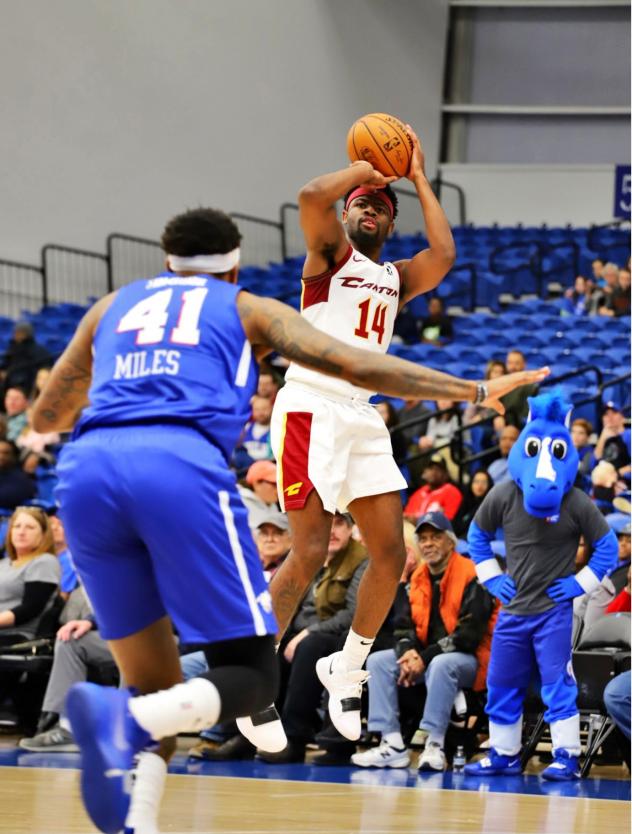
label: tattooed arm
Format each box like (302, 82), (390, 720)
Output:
(237, 292), (549, 413)
(31, 294), (116, 432)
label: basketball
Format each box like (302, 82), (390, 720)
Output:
(346, 113), (413, 178)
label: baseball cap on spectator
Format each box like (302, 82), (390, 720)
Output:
(619, 522), (631, 536)
(256, 511), (289, 532)
(334, 511), (354, 525)
(426, 454), (448, 469)
(602, 400), (622, 414)
(246, 460), (277, 486)
(415, 511), (457, 547)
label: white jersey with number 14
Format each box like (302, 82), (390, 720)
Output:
(284, 245), (401, 400)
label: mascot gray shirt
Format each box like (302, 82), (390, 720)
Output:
(473, 482), (610, 615)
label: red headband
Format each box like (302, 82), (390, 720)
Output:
(345, 187), (394, 219)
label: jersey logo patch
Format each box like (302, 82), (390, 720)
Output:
(285, 481), (303, 497)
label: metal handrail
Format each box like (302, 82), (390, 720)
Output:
(41, 243), (108, 306)
(587, 219), (631, 255)
(106, 233), (163, 292)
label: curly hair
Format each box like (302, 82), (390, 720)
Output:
(161, 208), (242, 257)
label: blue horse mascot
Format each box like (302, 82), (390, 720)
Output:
(465, 391), (618, 780)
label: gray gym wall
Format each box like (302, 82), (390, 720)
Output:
(0, 0), (449, 264)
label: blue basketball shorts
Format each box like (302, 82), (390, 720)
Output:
(55, 424), (277, 643)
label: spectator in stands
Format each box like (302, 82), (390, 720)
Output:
(487, 426), (520, 486)
(257, 511), (291, 581)
(19, 585), (114, 752)
(463, 360), (506, 426)
(49, 513), (78, 598)
(578, 521), (632, 628)
(590, 461), (619, 513)
(257, 369), (281, 404)
(30, 367), (52, 402)
(593, 401), (631, 486)
(0, 440), (36, 509)
(16, 408), (60, 474)
(232, 395), (274, 474)
(596, 262), (620, 316)
(0, 322), (52, 397)
(419, 297), (453, 345)
(0, 507), (58, 640)
(404, 456), (463, 522)
(376, 400), (409, 462)
(605, 570), (631, 612)
(5, 387), (30, 443)
(571, 418), (595, 491)
(562, 276), (590, 316)
(604, 671), (631, 740)
(396, 399), (432, 449)
(351, 512), (495, 772)
(591, 258), (605, 285)
(453, 470), (493, 539)
(417, 400), (461, 480)
(258, 512), (368, 764)
(237, 459), (280, 531)
(500, 351), (538, 428)
(606, 266), (631, 317)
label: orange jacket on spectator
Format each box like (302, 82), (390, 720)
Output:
(409, 550), (497, 691)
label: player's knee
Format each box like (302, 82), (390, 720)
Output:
(369, 545), (406, 580)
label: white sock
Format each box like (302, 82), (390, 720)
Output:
(383, 731), (405, 750)
(550, 714), (581, 757)
(428, 732), (445, 749)
(125, 751), (166, 834)
(489, 718), (522, 757)
(341, 628), (374, 670)
(129, 678), (221, 739)
(59, 716), (71, 733)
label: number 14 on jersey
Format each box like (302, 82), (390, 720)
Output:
(354, 297), (387, 345)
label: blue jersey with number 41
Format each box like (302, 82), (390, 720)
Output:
(75, 274), (258, 462)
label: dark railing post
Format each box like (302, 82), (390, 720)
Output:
(106, 234), (115, 293)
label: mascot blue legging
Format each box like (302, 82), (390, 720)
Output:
(486, 602), (578, 729)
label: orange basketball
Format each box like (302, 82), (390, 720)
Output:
(346, 113), (413, 178)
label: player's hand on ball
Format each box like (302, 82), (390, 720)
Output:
(350, 160), (398, 189)
(404, 124), (425, 181)
(481, 367), (551, 415)
(546, 576), (584, 602)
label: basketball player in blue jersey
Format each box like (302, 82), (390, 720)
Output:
(33, 207), (547, 834)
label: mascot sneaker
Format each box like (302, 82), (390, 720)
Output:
(66, 683), (152, 834)
(464, 748), (522, 776)
(541, 749), (580, 781)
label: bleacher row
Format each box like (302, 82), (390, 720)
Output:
(2, 226), (629, 432)
(237, 223), (631, 314)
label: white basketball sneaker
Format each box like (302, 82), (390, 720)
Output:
(351, 739), (410, 769)
(236, 705), (287, 753)
(315, 651), (369, 741)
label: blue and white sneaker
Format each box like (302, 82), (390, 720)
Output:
(463, 747), (522, 776)
(541, 749), (580, 781)
(66, 683), (153, 834)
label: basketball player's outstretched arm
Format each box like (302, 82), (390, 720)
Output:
(395, 126), (456, 306)
(238, 292), (549, 413)
(298, 160), (395, 275)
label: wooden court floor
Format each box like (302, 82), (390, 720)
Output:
(0, 766), (629, 834)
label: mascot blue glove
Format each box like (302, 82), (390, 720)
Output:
(546, 576), (584, 602)
(484, 575), (518, 604)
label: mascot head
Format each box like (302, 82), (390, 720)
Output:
(508, 391), (579, 519)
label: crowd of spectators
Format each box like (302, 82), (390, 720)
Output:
(562, 260), (631, 318)
(0, 280), (629, 778)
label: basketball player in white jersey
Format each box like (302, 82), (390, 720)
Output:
(246, 127), (467, 747)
